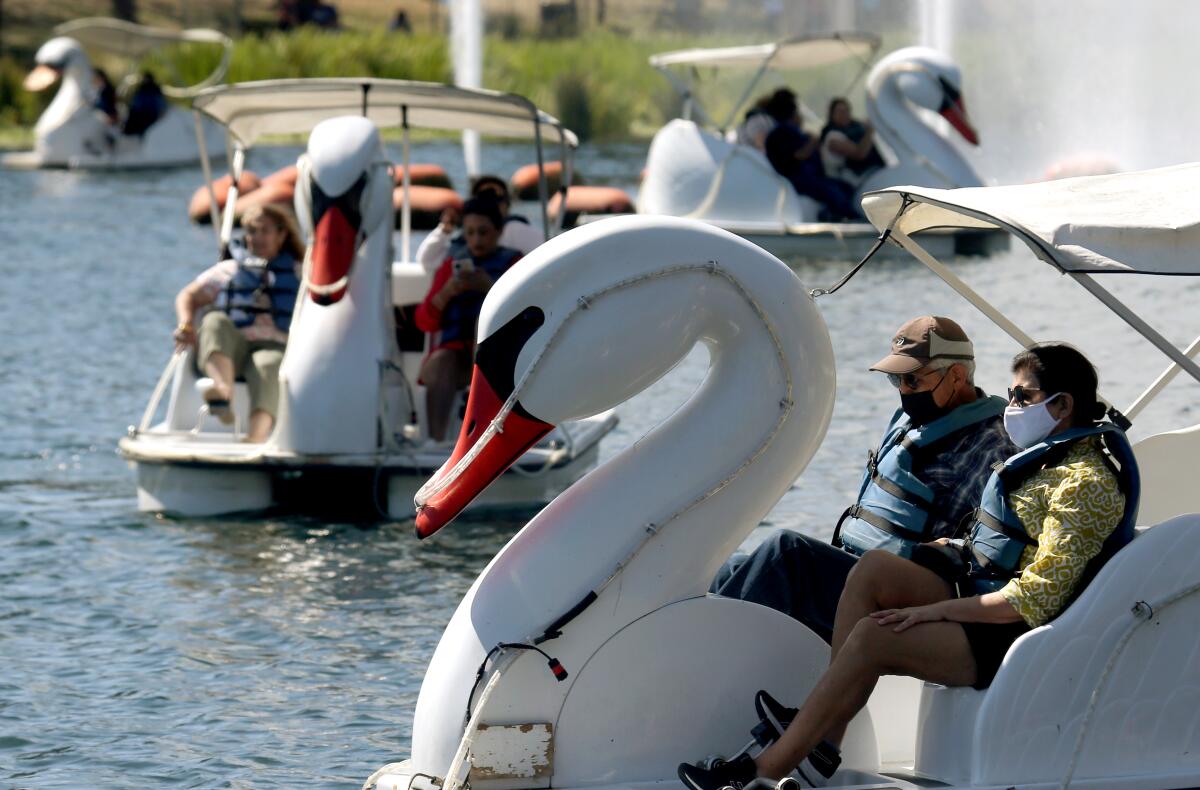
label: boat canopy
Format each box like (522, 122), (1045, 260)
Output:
(192, 78), (578, 150)
(53, 17), (232, 98)
(650, 32), (880, 72)
(861, 163), (1200, 275)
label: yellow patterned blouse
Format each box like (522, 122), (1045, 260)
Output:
(999, 437), (1125, 627)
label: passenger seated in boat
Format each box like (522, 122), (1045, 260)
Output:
(762, 90), (860, 221)
(415, 175), (542, 273)
(415, 198), (522, 442)
(681, 344), (1134, 789)
(819, 97), (885, 188)
(122, 72), (167, 137)
(712, 316), (1015, 643)
(734, 93), (776, 152)
(92, 68), (118, 126)
(172, 205), (305, 443)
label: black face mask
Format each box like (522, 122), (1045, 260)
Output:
(899, 370), (952, 425)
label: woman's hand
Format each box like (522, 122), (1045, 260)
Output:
(458, 269), (494, 292)
(173, 322), (196, 351)
(439, 206), (461, 233)
(871, 601), (950, 633)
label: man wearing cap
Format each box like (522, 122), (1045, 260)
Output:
(710, 316), (1016, 645)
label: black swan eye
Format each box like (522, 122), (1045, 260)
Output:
(474, 306), (546, 418)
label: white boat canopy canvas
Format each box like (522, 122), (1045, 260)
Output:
(650, 32), (880, 71)
(193, 78), (578, 149)
(53, 17), (232, 98)
(861, 163), (1200, 274)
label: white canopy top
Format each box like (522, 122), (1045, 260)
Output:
(53, 17), (232, 98)
(192, 78), (578, 149)
(650, 32), (880, 72)
(861, 163), (1200, 275)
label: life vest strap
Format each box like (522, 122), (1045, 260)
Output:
(972, 506), (1039, 547)
(834, 503), (929, 547)
(869, 468), (936, 513)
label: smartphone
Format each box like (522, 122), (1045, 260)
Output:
(452, 258), (474, 276)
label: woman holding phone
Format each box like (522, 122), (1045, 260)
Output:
(415, 197), (522, 442)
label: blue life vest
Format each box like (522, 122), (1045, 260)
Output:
(217, 252), (300, 334)
(835, 395), (1008, 559)
(964, 423), (1139, 595)
(438, 246), (521, 345)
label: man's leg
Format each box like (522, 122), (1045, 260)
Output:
(710, 530), (857, 643)
(198, 312), (249, 423)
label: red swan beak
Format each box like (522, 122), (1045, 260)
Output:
(940, 95), (979, 146)
(414, 364), (553, 539)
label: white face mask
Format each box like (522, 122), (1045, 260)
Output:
(1003, 393), (1064, 448)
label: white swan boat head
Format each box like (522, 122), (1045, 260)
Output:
(4, 17), (232, 170)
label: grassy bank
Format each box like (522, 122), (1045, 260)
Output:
(0, 27), (780, 145)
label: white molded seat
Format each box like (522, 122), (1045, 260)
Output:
(1133, 423), (1200, 526)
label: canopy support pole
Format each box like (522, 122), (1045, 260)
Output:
(219, 144), (246, 253)
(193, 110), (221, 238)
(1069, 272), (1200, 389)
(534, 117), (549, 241)
(892, 230), (1038, 347)
(558, 133), (572, 233)
(401, 105), (412, 263)
(1125, 333), (1200, 422)
(720, 55), (774, 133)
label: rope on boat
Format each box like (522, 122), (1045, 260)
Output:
(809, 195), (910, 300)
(1059, 580), (1200, 789)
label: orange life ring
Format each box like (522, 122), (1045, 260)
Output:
(549, 186), (634, 227)
(187, 171), (262, 224)
(510, 161), (583, 200)
(392, 163), (454, 189)
(233, 165), (298, 219)
(393, 185), (464, 230)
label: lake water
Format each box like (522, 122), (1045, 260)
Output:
(2, 141), (1197, 788)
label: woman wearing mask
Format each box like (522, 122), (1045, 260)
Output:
(679, 343), (1138, 789)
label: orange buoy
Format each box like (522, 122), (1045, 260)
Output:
(392, 163), (454, 190)
(393, 185), (464, 230)
(233, 165), (298, 219)
(548, 186), (634, 228)
(188, 171), (262, 224)
(510, 161), (583, 200)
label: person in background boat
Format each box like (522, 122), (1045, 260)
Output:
(415, 198), (522, 442)
(172, 205), (305, 443)
(415, 174), (542, 274)
(92, 68), (118, 126)
(763, 89), (860, 221)
(734, 93), (776, 151)
(819, 97), (886, 189)
(711, 316), (1016, 641)
(680, 344), (1129, 789)
(122, 72), (167, 137)
(390, 8), (412, 32)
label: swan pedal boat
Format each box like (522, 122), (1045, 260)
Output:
(1, 17), (230, 170)
(364, 165), (1200, 790)
(118, 79), (615, 519)
(636, 34), (1008, 260)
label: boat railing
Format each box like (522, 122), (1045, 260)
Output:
(137, 351), (185, 433)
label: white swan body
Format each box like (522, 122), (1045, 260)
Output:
(639, 47), (984, 231)
(402, 216), (839, 785)
(4, 35), (223, 170)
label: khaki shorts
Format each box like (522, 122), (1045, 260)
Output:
(198, 311), (286, 418)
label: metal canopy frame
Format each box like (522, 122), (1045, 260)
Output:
(881, 214), (1200, 426)
(191, 79), (575, 258)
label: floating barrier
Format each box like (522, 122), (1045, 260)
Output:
(393, 185), (464, 230)
(549, 186), (634, 227)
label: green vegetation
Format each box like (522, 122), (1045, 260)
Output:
(0, 26), (868, 145)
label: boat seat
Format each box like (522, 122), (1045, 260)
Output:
(1132, 422), (1200, 526)
(912, 516), (1200, 786)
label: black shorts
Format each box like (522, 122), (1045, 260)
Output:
(960, 620), (1031, 689)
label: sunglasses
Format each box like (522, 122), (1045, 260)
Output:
(1007, 386), (1047, 407)
(243, 225), (282, 236)
(886, 368), (946, 390)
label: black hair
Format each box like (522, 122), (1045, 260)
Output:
(820, 97), (850, 140)
(1011, 343), (1106, 426)
(470, 175), (510, 201)
(764, 88), (798, 123)
(461, 196), (504, 231)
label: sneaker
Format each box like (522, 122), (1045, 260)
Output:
(752, 691), (840, 788)
(753, 690), (798, 743)
(678, 752), (756, 790)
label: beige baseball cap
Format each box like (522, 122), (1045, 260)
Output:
(870, 316), (974, 374)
